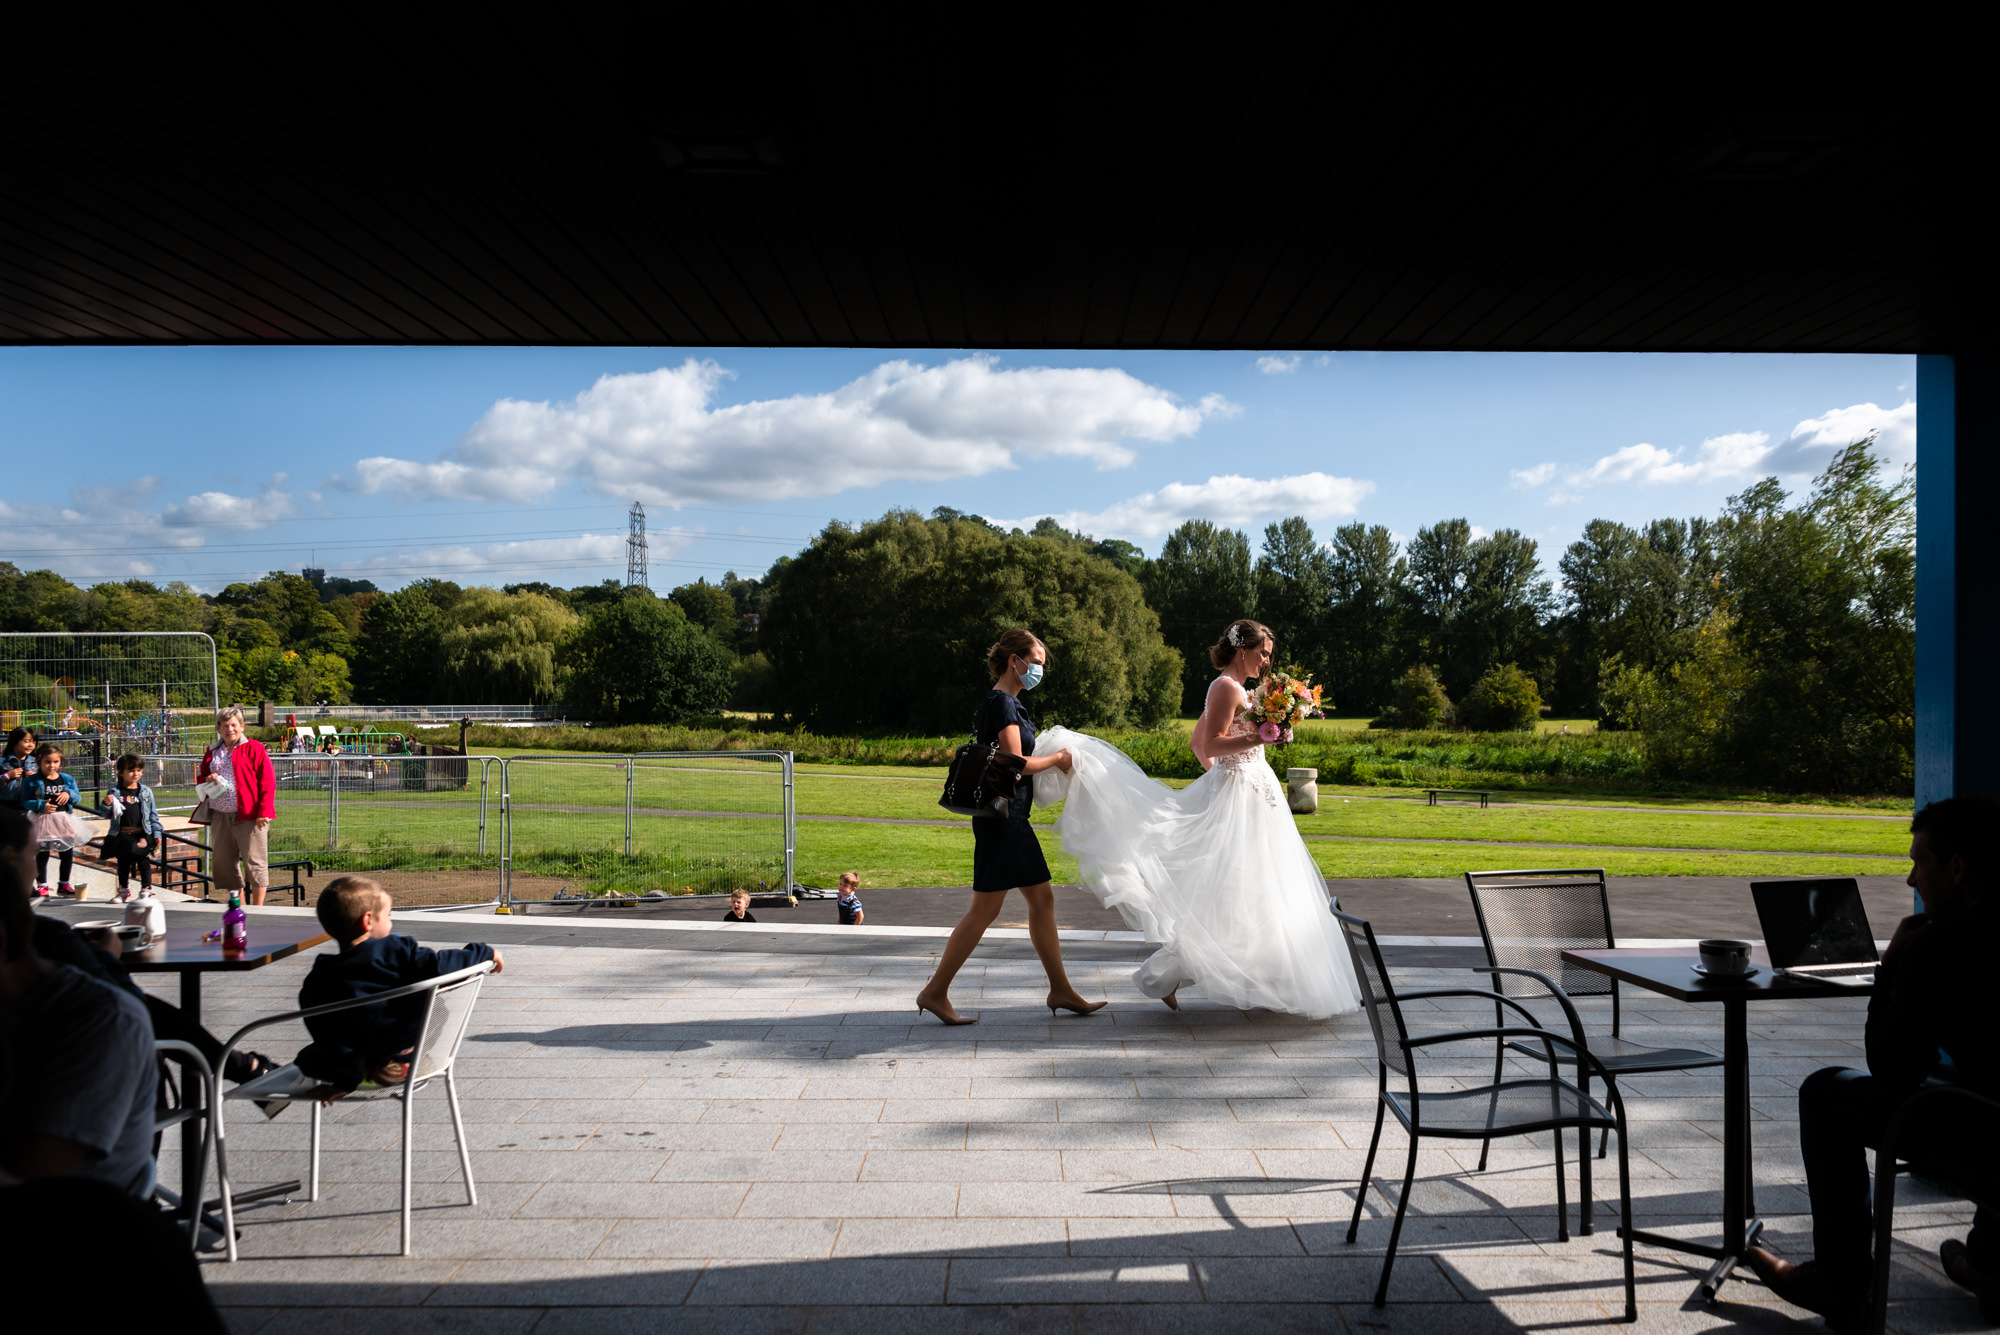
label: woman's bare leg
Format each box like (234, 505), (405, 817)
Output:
(916, 891), (1009, 1023)
(1018, 882), (1105, 1014)
(246, 884), (266, 907)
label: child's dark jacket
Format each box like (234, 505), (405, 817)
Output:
(295, 935), (493, 1090)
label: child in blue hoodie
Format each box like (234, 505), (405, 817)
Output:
(295, 876), (504, 1093)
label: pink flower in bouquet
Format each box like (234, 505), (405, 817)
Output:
(1258, 721), (1282, 743)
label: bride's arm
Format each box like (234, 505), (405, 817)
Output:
(1196, 678), (1263, 759)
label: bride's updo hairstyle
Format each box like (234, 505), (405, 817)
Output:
(987, 628), (1044, 680)
(1209, 619), (1272, 669)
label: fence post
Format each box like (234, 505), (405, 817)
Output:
(783, 751), (795, 894)
(624, 755), (635, 859)
(329, 757), (340, 848)
(478, 759), (489, 857)
(498, 757), (512, 911)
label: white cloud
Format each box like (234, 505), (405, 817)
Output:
(1540, 431), (1776, 501)
(1469, 525), (1490, 541)
(1256, 354), (1301, 375)
(346, 532), (644, 579)
(1780, 400), (1915, 466)
(1510, 462), (1557, 488)
(1011, 472), (1374, 539)
(161, 476), (297, 529)
(0, 480), (204, 580)
(337, 357), (1237, 505)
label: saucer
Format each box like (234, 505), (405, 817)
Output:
(1691, 963), (1759, 979)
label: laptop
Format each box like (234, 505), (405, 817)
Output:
(1749, 878), (1880, 985)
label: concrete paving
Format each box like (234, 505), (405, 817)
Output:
(511, 875), (1918, 941)
(115, 910), (1978, 1333)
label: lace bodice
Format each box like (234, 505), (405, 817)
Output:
(1212, 713), (1265, 771)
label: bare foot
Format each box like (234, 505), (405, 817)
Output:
(915, 991), (978, 1025)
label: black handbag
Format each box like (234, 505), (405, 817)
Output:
(938, 739), (1026, 818)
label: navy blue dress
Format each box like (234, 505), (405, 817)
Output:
(971, 689), (1052, 893)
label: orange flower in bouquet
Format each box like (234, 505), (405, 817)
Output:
(1240, 665), (1327, 743)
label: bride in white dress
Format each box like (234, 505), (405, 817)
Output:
(1034, 618), (1361, 1019)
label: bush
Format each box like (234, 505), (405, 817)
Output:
(1373, 664), (1452, 729)
(1457, 662), (1543, 732)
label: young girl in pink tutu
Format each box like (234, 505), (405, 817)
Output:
(25, 743), (88, 898)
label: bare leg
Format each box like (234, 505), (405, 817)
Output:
(917, 891), (1009, 1023)
(246, 885), (267, 907)
(1018, 882), (1105, 1015)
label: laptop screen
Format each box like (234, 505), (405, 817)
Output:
(1750, 879), (1879, 968)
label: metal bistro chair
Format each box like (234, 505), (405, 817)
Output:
(152, 1038), (218, 1254)
(1334, 907), (1637, 1320)
(1465, 868), (1727, 1232)
(1870, 1083), (2000, 1334)
(211, 960), (496, 1260)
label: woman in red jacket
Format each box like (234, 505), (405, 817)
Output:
(197, 705), (276, 906)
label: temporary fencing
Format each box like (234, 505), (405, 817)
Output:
(265, 704), (560, 723)
(122, 750), (794, 907)
(0, 631), (218, 753)
(501, 752), (796, 905)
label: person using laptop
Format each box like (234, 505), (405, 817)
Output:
(1749, 794), (2000, 1329)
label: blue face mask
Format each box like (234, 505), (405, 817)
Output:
(1017, 660), (1045, 691)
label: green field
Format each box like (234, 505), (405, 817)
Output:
(163, 747), (1912, 894)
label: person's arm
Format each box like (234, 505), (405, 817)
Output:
(1197, 680), (1263, 759)
(1864, 923), (1947, 1104)
(21, 778), (46, 812)
(249, 742), (276, 826)
(995, 723), (1070, 775)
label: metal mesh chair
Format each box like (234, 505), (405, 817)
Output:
(1464, 868), (1727, 1228)
(211, 960), (495, 1260)
(1335, 906), (1636, 1319)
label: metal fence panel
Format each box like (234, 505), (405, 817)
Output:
(0, 631), (218, 753)
(502, 751), (794, 904)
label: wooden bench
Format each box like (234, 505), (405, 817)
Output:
(1424, 788), (1495, 808)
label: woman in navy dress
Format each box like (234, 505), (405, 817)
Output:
(915, 629), (1105, 1025)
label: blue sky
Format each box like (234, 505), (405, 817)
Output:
(0, 346), (1913, 594)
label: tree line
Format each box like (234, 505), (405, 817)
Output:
(0, 435), (1913, 791)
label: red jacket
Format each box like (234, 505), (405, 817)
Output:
(198, 738), (276, 821)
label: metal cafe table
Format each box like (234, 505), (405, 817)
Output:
(122, 923), (332, 1235)
(1562, 945), (1872, 1303)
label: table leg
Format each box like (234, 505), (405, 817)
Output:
(1619, 997), (1764, 1301)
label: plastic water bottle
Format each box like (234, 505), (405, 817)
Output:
(223, 890), (248, 951)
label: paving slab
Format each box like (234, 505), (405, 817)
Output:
(105, 923), (1975, 1332)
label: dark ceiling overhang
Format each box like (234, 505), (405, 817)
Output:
(0, 17), (1971, 353)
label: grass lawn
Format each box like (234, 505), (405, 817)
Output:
(202, 740), (1909, 893)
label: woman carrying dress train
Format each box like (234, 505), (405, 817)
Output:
(1033, 618), (1360, 1019)
(915, 629), (1106, 1025)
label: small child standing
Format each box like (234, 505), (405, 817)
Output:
(721, 889), (757, 923)
(103, 753), (165, 901)
(295, 876), (504, 1093)
(837, 872), (865, 925)
(23, 743), (86, 898)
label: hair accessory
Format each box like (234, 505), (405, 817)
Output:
(1227, 624), (1246, 647)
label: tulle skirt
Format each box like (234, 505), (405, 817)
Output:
(32, 808), (89, 852)
(1035, 726), (1360, 1019)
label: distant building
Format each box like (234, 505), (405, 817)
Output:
(302, 567), (325, 589)
(741, 613), (761, 634)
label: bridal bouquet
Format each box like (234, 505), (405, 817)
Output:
(1242, 667), (1325, 743)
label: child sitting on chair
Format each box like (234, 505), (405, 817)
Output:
(294, 876), (504, 1095)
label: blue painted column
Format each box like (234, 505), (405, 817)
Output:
(1914, 351), (2000, 906)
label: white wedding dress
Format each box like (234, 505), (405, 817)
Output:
(1034, 679), (1361, 1019)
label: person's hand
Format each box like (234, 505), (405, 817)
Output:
(489, 950), (506, 974)
(1053, 749), (1073, 775)
(1883, 912), (1931, 962)
(134, 837), (149, 851)
(254, 817), (272, 831)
